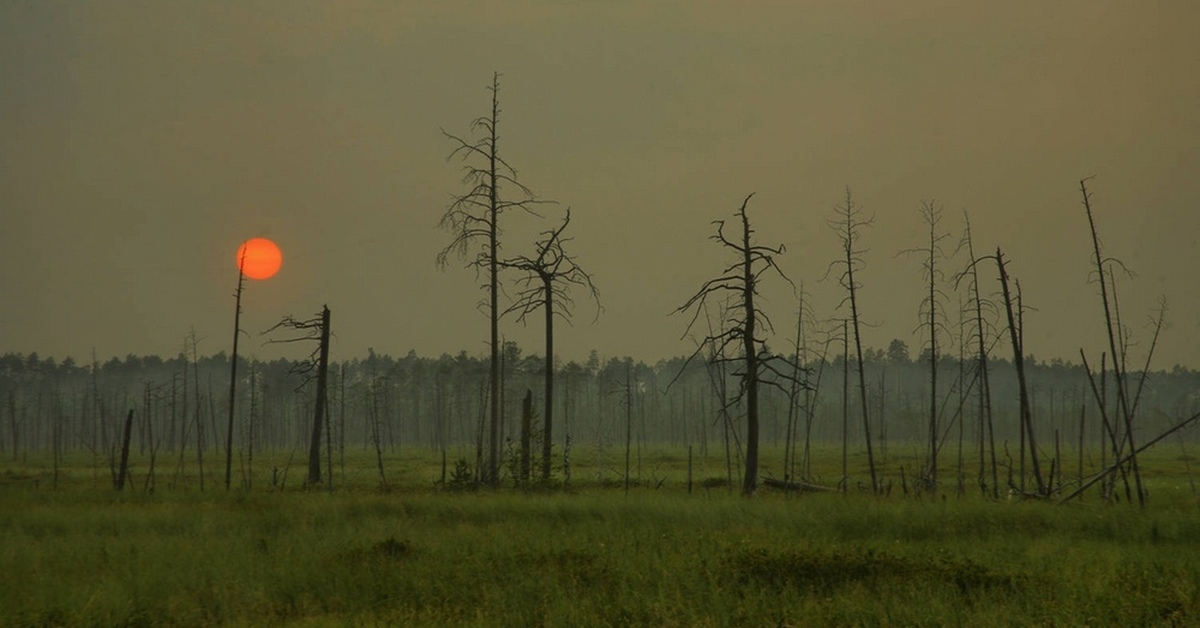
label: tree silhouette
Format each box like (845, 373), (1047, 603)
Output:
(263, 305), (332, 488)
(224, 249), (247, 491)
(899, 201), (951, 489)
(437, 72), (545, 487)
(501, 209), (601, 481)
(675, 194), (792, 495)
(826, 188), (879, 493)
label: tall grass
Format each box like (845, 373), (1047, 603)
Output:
(2, 447), (1197, 626)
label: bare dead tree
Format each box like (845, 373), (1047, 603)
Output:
(777, 285), (834, 484)
(674, 193), (793, 495)
(954, 212), (1000, 499)
(116, 409), (134, 491)
(188, 330), (205, 491)
(1059, 408), (1200, 505)
(826, 188), (878, 493)
(500, 208), (601, 481)
(995, 249), (1046, 496)
(800, 318), (836, 482)
(1078, 177), (1145, 506)
(263, 305), (332, 488)
(782, 295), (803, 483)
(899, 201), (952, 490)
(224, 250), (247, 491)
(437, 72), (546, 487)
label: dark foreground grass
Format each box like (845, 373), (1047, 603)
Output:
(2, 448), (1198, 626)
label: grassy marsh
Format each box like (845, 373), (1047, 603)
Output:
(2, 447), (1198, 626)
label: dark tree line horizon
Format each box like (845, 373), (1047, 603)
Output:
(3, 346), (1197, 492)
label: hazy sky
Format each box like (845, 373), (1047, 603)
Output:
(3, 1), (1198, 369)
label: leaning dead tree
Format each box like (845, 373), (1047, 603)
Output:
(501, 208), (601, 482)
(674, 193), (793, 495)
(437, 72), (546, 487)
(1078, 177), (1146, 506)
(826, 187), (879, 493)
(225, 249), (248, 491)
(994, 249), (1046, 496)
(264, 305), (332, 488)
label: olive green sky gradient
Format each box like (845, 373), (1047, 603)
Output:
(2, 1), (1198, 368)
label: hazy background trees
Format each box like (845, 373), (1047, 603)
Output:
(5, 345), (1197, 491)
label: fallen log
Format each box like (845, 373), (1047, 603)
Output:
(1058, 410), (1200, 505)
(762, 477), (838, 493)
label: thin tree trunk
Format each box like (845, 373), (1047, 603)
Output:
(625, 362), (633, 494)
(996, 249), (1044, 495)
(225, 266), (246, 490)
(784, 302), (803, 482)
(116, 409), (134, 491)
(520, 388), (532, 482)
(1080, 178), (1144, 505)
(1060, 410), (1200, 504)
(841, 319), (849, 492)
(542, 277), (554, 480)
(487, 77), (501, 488)
(307, 306), (331, 485)
(842, 190), (877, 493)
(740, 206), (761, 495)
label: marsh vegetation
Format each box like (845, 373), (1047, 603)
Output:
(2, 447), (1198, 626)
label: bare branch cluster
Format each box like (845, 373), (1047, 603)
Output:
(501, 208), (603, 325)
(262, 310), (327, 389)
(676, 194), (791, 352)
(673, 193), (793, 494)
(435, 74), (548, 281)
(823, 187), (874, 303)
(898, 201), (956, 344)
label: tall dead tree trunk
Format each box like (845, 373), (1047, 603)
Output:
(926, 211), (940, 489)
(738, 207), (762, 495)
(307, 306), (331, 486)
(675, 194), (791, 496)
(542, 281), (553, 480)
(438, 73), (545, 487)
(263, 305), (333, 487)
(903, 201), (949, 489)
(959, 213), (999, 499)
(116, 409), (134, 491)
(1079, 177), (1145, 506)
(225, 257), (246, 491)
(189, 330), (205, 491)
(501, 209), (600, 483)
(996, 249), (1045, 495)
(829, 188), (877, 493)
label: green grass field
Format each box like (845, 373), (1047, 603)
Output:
(2, 446), (1198, 626)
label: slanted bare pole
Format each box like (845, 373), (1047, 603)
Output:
(1079, 177), (1144, 506)
(996, 249), (1044, 495)
(1059, 410), (1200, 505)
(225, 253), (247, 491)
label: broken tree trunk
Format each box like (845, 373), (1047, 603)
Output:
(307, 305), (331, 486)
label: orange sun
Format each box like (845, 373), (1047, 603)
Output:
(236, 237), (283, 280)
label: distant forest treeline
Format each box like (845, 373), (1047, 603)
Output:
(3, 345), (1198, 468)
